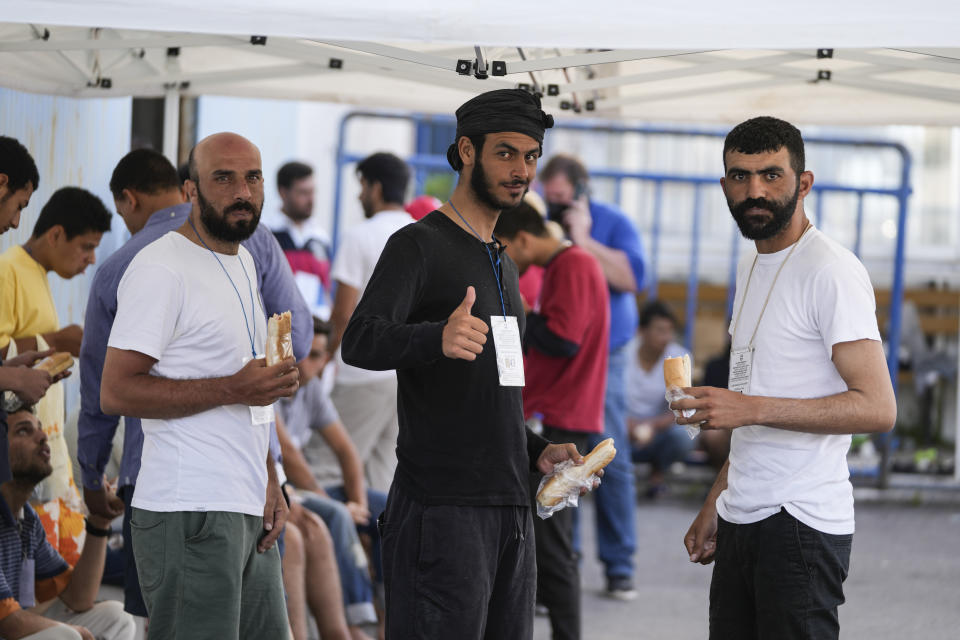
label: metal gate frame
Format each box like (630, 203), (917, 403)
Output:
(332, 111), (912, 487)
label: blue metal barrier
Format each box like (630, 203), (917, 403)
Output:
(333, 112), (912, 485)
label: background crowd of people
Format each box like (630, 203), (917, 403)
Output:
(0, 94), (880, 640)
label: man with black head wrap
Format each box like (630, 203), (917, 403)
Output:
(342, 89), (589, 638)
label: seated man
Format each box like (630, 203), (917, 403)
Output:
(0, 408), (134, 640)
(626, 301), (696, 498)
(281, 500), (352, 640)
(277, 318), (388, 635)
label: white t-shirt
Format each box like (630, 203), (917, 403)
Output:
(625, 339), (688, 419)
(108, 232), (270, 515)
(716, 227), (881, 535)
(331, 210), (412, 385)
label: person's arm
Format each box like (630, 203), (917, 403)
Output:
(524, 313), (579, 357)
(260, 450), (288, 553)
(321, 422), (366, 508)
(683, 459), (728, 564)
(0, 364), (51, 406)
(341, 233), (449, 371)
(245, 227), (313, 362)
(2, 325), (84, 359)
(77, 279), (125, 519)
(672, 338), (896, 434)
(0, 609), (77, 640)
(0, 566), (69, 640)
(562, 199), (642, 293)
(101, 347), (299, 418)
(327, 280), (359, 356)
(57, 511), (112, 612)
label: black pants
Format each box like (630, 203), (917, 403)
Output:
(380, 482), (535, 639)
(710, 508), (852, 640)
(530, 426), (591, 640)
(119, 485), (149, 617)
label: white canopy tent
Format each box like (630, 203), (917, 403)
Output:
(1, 1), (959, 483)
(1, 0), (959, 144)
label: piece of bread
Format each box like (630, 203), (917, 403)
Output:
(266, 311), (293, 365)
(536, 438), (617, 508)
(663, 354), (691, 389)
(33, 352), (74, 376)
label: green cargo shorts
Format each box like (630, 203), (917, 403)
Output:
(130, 508), (287, 640)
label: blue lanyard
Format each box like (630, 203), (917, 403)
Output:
(188, 216), (258, 357)
(448, 200), (507, 320)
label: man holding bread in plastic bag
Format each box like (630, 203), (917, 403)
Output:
(673, 117), (896, 640)
(341, 89), (594, 639)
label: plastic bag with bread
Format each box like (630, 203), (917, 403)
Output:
(535, 438), (616, 519)
(266, 311), (293, 366)
(1, 352), (75, 413)
(663, 354), (700, 439)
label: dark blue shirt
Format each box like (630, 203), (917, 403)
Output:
(77, 204), (312, 490)
(0, 494), (69, 612)
(587, 200), (646, 350)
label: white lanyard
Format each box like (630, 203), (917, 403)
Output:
(731, 223), (812, 349)
(728, 223), (811, 395)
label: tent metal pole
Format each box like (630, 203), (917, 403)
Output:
(648, 181), (663, 299)
(162, 88), (179, 166)
(684, 186), (702, 352)
(878, 143), (912, 489)
(853, 191), (865, 259)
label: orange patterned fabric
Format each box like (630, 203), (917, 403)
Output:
(33, 498), (86, 568)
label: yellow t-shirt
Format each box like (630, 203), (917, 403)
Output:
(0, 245), (85, 566)
(0, 245), (59, 347)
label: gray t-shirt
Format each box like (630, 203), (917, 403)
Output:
(276, 377), (340, 450)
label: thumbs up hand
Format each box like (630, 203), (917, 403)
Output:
(442, 286), (490, 361)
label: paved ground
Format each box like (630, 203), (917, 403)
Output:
(534, 494), (960, 639)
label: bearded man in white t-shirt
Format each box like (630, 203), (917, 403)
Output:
(674, 117), (896, 640)
(100, 132), (300, 639)
(324, 152), (412, 492)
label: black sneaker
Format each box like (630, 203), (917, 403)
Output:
(604, 575), (638, 601)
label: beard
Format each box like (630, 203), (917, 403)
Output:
(470, 156), (528, 212)
(197, 186), (262, 243)
(728, 183), (800, 241)
(284, 205), (311, 223)
(12, 459), (52, 485)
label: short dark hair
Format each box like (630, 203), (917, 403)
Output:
(639, 300), (678, 329)
(0, 136), (39, 192)
(723, 116), (805, 176)
(277, 162), (313, 190)
(177, 162), (190, 186)
(109, 149), (181, 199)
(494, 200), (548, 240)
(312, 316), (331, 336)
(539, 154), (589, 189)
(447, 134), (485, 172)
(356, 153), (410, 204)
(32, 187), (112, 240)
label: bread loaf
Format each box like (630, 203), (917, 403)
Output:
(536, 438), (617, 508)
(33, 352), (74, 376)
(266, 311), (293, 366)
(663, 354), (691, 390)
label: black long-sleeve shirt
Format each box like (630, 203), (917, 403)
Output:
(342, 211), (549, 505)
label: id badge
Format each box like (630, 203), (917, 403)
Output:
(19, 557), (35, 607)
(728, 346), (753, 394)
(243, 354), (276, 426)
(490, 316), (525, 387)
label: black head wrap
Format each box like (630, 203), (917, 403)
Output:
(446, 89), (554, 171)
